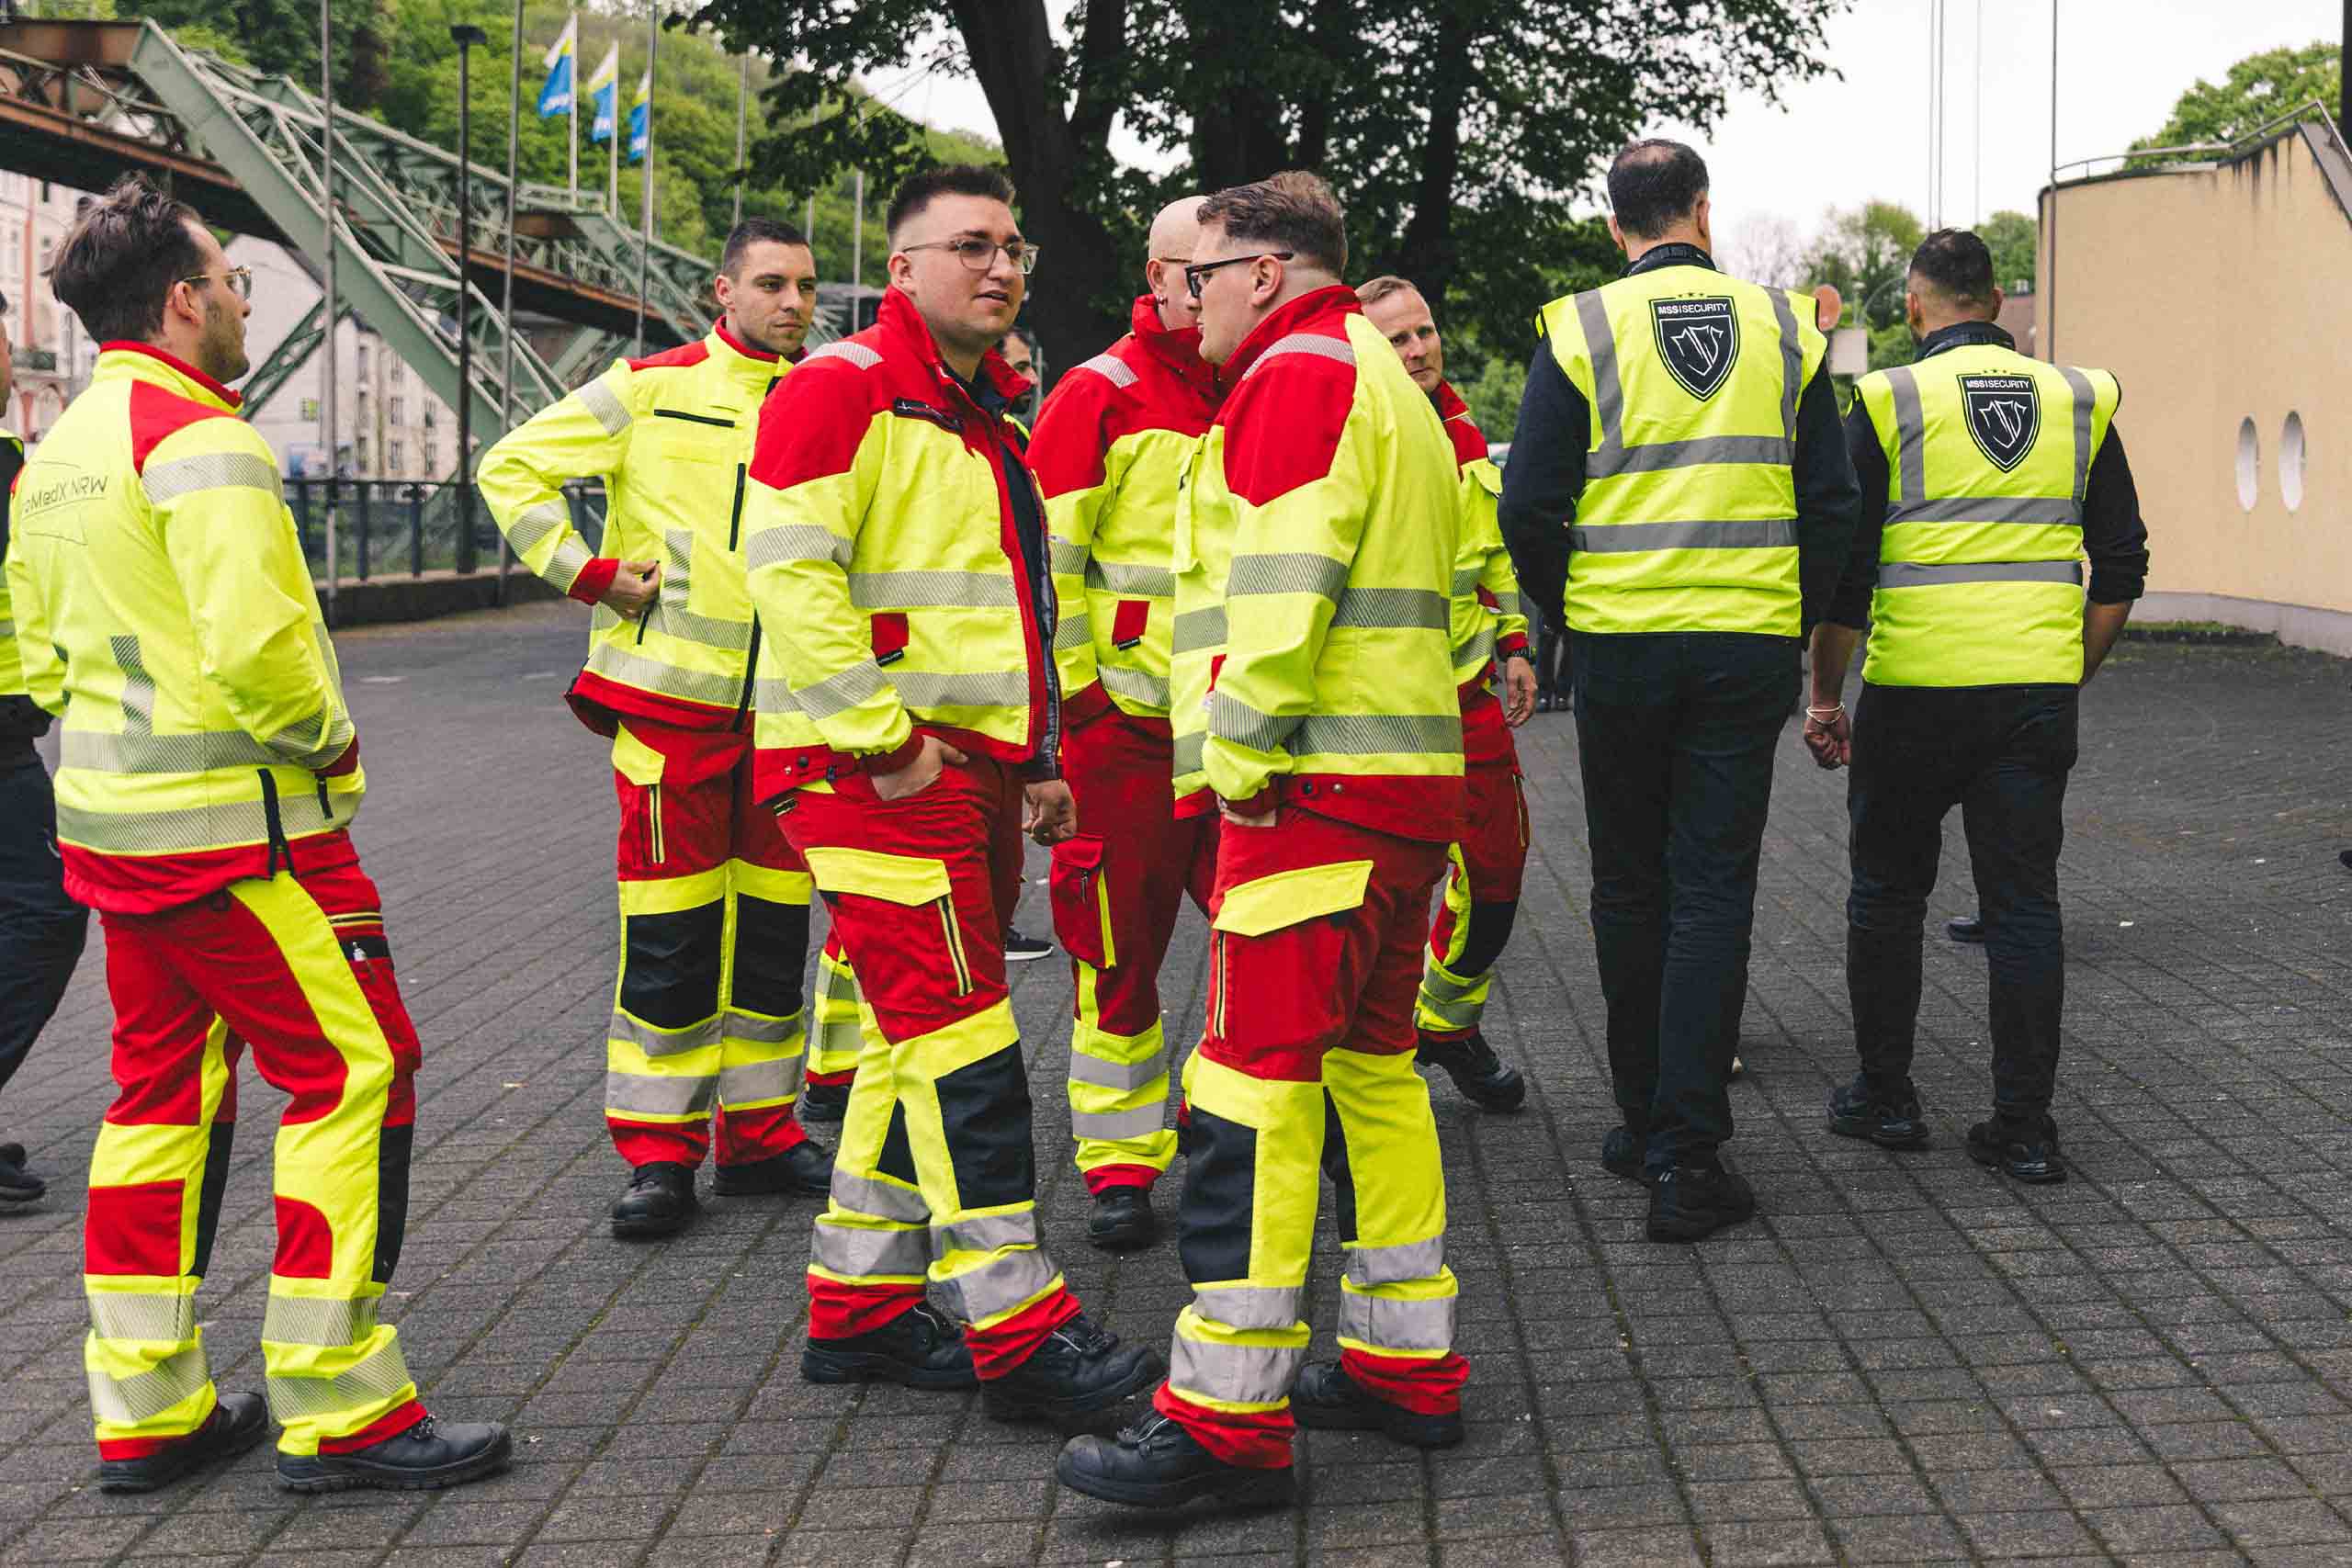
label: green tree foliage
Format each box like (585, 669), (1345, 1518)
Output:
(1978, 209), (2037, 294)
(2132, 40), (2341, 162)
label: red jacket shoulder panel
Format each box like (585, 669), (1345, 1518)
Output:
(1027, 355), (1125, 498)
(127, 379), (238, 476)
(747, 334), (893, 491)
(627, 340), (711, 373)
(1220, 339), (1356, 509)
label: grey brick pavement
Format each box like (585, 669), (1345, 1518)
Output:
(3, 603), (2351, 1566)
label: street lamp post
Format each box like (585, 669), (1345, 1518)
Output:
(452, 22), (488, 574)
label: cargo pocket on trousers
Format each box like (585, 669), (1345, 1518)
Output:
(1049, 834), (1114, 968)
(1207, 859), (1376, 1055)
(613, 724), (670, 869)
(801, 846), (975, 998)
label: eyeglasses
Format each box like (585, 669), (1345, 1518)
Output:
(900, 238), (1041, 276)
(181, 266), (254, 299)
(1183, 252), (1292, 299)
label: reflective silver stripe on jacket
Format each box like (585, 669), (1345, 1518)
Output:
(1883, 496), (2082, 527)
(88, 1292), (198, 1345)
(932, 1245), (1060, 1325)
(1091, 559), (1176, 597)
(810, 1218), (929, 1280)
(1575, 281), (1804, 476)
(1337, 1287), (1456, 1353)
(803, 340), (883, 370)
(1048, 536), (1090, 574)
(1877, 560), (2084, 590)
(1077, 352), (1139, 389)
(504, 500), (571, 557)
(264, 1338), (413, 1419)
(1071, 1104), (1167, 1142)
(846, 570), (1013, 609)
(1242, 333), (1356, 377)
(1169, 1333), (1300, 1405)
(1205, 690), (1296, 753)
(604, 1069), (716, 1118)
(1227, 552), (1349, 604)
(2059, 367), (2098, 501)
(582, 642), (748, 707)
(1172, 730), (1204, 777)
(1054, 613), (1092, 651)
(88, 1346), (211, 1425)
(888, 671), (1030, 709)
(1589, 434), (1793, 479)
(573, 378), (633, 435)
(547, 536), (595, 592)
(792, 660), (891, 719)
(748, 525), (853, 570)
(1329, 587), (1449, 631)
(1295, 713), (1461, 756)
(1885, 366), (1928, 504)
(1099, 666), (1171, 710)
(56, 776), (358, 854)
(646, 528), (753, 651)
(1069, 1045), (1168, 1091)
(609, 1010), (723, 1057)
(143, 450), (282, 505)
(62, 637), (277, 775)
(1344, 1235), (1447, 1287)
(262, 1294), (379, 1348)
(1566, 517), (1798, 554)
(1172, 605), (1227, 654)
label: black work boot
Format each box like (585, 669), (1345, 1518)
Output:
(803, 1301), (978, 1391)
(1087, 1187), (1158, 1252)
(0, 1142), (45, 1203)
(1646, 1160), (1757, 1243)
(610, 1162), (697, 1239)
(96, 1391), (269, 1494)
(1967, 1116), (2066, 1183)
(799, 1079), (850, 1123)
(1827, 1074), (1930, 1150)
(1416, 1032), (1527, 1111)
(1600, 1125), (1645, 1182)
(712, 1140), (832, 1197)
(983, 1314), (1165, 1423)
(277, 1414), (511, 1493)
(1290, 1360), (1462, 1449)
(1947, 914), (1987, 943)
(1057, 1410), (1295, 1510)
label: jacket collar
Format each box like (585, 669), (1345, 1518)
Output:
(1219, 283), (1360, 385)
(97, 341), (242, 410)
(876, 288), (1031, 416)
(1624, 242), (1717, 279)
(1430, 378), (1470, 421)
(710, 319), (796, 374)
(1128, 293), (1220, 401)
(1917, 320), (2016, 360)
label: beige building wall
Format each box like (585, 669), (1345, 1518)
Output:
(2038, 125), (2352, 653)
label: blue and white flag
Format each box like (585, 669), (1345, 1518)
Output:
(585, 43), (620, 142)
(536, 14), (577, 117)
(627, 68), (651, 162)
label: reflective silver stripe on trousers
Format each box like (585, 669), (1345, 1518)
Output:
(1338, 1288), (1456, 1352)
(144, 450), (282, 505)
(1048, 536), (1090, 574)
(1054, 613), (1093, 651)
(1883, 496), (2082, 527)
(1172, 605), (1227, 654)
(818, 1013), (864, 1055)
(2060, 367), (2098, 501)
(1420, 963), (1481, 1006)
(1091, 559), (1176, 597)
(1072, 1104), (1167, 1142)
(1885, 367), (1928, 504)
(831, 1169), (930, 1224)
(605, 1070), (717, 1117)
(847, 570), (1013, 609)
(1227, 552), (1349, 604)
(1566, 517), (1798, 553)
(1419, 988), (1479, 1030)
(610, 1010), (723, 1057)
(1100, 666), (1170, 710)
(574, 378), (633, 435)
(722, 1009), (802, 1044)
(265, 1338), (413, 1419)
(1329, 587), (1449, 631)
(1190, 1284), (1303, 1333)
(1069, 1047), (1167, 1091)
(933, 1211), (1040, 1257)
(262, 1294), (379, 1347)
(1345, 1235), (1446, 1287)
(718, 1057), (797, 1105)
(1169, 1334), (1300, 1405)
(932, 1243), (1059, 1325)
(88, 1292), (198, 1344)
(504, 500), (571, 557)
(1877, 560), (2083, 589)
(88, 1346), (211, 1425)
(747, 525), (852, 570)
(810, 1217), (930, 1278)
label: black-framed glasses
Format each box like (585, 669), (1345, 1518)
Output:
(1183, 252), (1292, 299)
(181, 265), (254, 299)
(900, 238), (1041, 275)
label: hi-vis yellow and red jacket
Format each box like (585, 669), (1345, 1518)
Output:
(4, 344), (362, 913)
(1028, 294), (1221, 731)
(479, 322), (789, 735)
(1170, 285), (1465, 840)
(742, 288), (1060, 795)
(1432, 379), (1529, 765)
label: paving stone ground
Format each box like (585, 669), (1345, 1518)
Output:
(3, 603), (2351, 1567)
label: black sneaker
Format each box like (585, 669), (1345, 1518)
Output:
(1004, 926), (1054, 963)
(277, 1415), (510, 1493)
(799, 1079), (851, 1123)
(712, 1140), (832, 1197)
(1646, 1160), (1756, 1243)
(983, 1314), (1164, 1423)
(1827, 1075), (1930, 1150)
(1057, 1410), (1294, 1510)
(1415, 1032), (1526, 1112)
(610, 1162), (697, 1239)
(1600, 1125), (1645, 1182)
(96, 1391), (269, 1494)
(0, 1142), (45, 1203)
(1967, 1117), (2066, 1184)
(803, 1301), (978, 1391)
(1947, 915), (1987, 943)
(1290, 1360), (1462, 1449)
(1088, 1187), (1159, 1252)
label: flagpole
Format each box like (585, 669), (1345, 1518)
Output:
(731, 52), (747, 229)
(608, 55), (620, 217)
(319, 0), (339, 629)
(633, 5), (656, 356)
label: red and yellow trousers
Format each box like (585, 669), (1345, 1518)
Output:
(85, 843), (428, 1460)
(607, 720), (812, 1168)
(1417, 735), (1529, 1041)
(1048, 711), (1216, 1194)
(777, 755), (1079, 1377)
(1155, 808), (1470, 1469)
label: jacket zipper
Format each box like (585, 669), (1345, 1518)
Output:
(733, 615), (762, 734)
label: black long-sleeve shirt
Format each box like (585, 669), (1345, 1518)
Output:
(1828, 320), (2151, 629)
(1498, 243), (1863, 637)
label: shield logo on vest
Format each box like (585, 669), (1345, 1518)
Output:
(1649, 297), (1739, 401)
(1960, 375), (2041, 472)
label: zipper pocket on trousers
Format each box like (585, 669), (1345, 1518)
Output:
(935, 893), (973, 997)
(644, 784), (665, 863)
(1210, 932), (1228, 1039)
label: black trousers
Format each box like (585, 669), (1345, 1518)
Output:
(1570, 630), (1795, 1172)
(1845, 682), (2076, 1124)
(0, 750), (88, 1100)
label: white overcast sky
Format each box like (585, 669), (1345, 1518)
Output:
(876, 0), (2344, 244)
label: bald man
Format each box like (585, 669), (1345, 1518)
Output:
(1028, 197), (1224, 1250)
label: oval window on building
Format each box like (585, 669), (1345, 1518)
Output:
(2280, 412), (2307, 513)
(2236, 417), (2260, 512)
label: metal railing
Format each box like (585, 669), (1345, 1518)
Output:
(285, 479), (606, 582)
(2053, 98), (2348, 183)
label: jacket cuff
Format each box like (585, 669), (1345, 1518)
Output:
(1060, 680), (1114, 729)
(1497, 635), (1531, 659)
(860, 731), (927, 776)
(568, 557), (620, 605)
(315, 735), (361, 778)
(1019, 753), (1061, 783)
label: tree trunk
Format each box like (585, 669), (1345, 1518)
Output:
(1388, 6), (1475, 310)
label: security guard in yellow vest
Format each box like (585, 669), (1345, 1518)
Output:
(1502, 140), (1861, 1242)
(479, 219), (833, 1237)
(1803, 229), (2146, 1186)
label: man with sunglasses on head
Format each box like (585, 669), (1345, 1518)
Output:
(481, 218), (836, 1242)
(6, 174), (508, 1495)
(1024, 195), (1222, 1255)
(744, 164), (1163, 1423)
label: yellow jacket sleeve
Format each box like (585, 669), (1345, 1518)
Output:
(3, 542), (62, 716)
(1467, 461), (1529, 652)
(149, 421), (353, 769)
(478, 361), (637, 597)
(1030, 384), (1116, 705)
